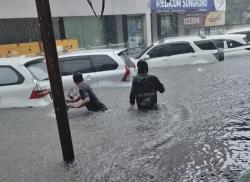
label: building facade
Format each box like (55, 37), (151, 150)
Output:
(151, 0), (227, 42)
(0, 0), (152, 50)
(2, 0), (250, 51)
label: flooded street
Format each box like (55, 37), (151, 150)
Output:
(1, 56), (250, 181)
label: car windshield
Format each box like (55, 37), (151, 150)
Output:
(25, 59), (49, 81)
(134, 44), (153, 59)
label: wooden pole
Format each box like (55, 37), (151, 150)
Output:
(35, 0), (75, 162)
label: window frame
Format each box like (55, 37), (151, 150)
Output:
(59, 56), (94, 76)
(0, 65), (25, 87)
(147, 41), (195, 58)
(226, 39), (244, 48)
(194, 40), (217, 50)
(25, 58), (49, 81)
(213, 39), (226, 49)
(169, 42), (195, 56)
(147, 44), (172, 58)
(90, 54), (119, 72)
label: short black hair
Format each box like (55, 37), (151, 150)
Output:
(73, 72), (83, 83)
(137, 60), (148, 74)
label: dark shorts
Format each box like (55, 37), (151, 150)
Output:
(87, 103), (107, 112)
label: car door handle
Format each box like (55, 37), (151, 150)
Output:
(191, 55), (197, 58)
(84, 75), (91, 81)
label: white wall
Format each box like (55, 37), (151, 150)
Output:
(0, 0), (150, 18)
(0, 0), (37, 18)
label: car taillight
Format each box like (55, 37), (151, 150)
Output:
(122, 65), (131, 81)
(30, 89), (49, 99)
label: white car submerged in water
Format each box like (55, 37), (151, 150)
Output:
(204, 34), (250, 59)
(0, 49), (135, 108)
(227, 27), (250, 43)
(0, 57), (51, 109)
(133, 36), (224, 68)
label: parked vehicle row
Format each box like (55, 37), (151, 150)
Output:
(0, 49), (135, 108)
(133, 36), (224, 68)
(132, 34), (250, 68)
(1, 32), (250, 109)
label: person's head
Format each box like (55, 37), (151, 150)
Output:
(137, 60), (148, 74)
(73, 72), (84, 84)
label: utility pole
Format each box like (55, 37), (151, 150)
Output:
(35, 0), (75, 162)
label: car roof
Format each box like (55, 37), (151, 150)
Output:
(154, 34), (247, 46)
(57, 48), (126, 58)
(205, 34), (246, 40)
(0, 48), (127, 65)
(227, 27), (250, 34)
(0, 56), (43, 66)
(156, 36), (203, 45)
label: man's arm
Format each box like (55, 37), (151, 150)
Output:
(130, 79), (136, 105)
(67, 97), (90, 108)
(65, 95), (81, 103)
(154, 76), (165, 93)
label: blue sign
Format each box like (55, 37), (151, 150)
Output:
(151, 0), (215, 13)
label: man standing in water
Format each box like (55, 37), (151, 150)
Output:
(66, 72), (107, 112)
(130, 60), (165, 110)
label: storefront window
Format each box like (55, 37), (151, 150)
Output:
(160, 15), (172, 38)
(127, 16), (144, 47)
(64, 16), (105, 48)
(157, 14), (178, 39)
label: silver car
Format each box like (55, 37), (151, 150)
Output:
(26, 49), (136, 93)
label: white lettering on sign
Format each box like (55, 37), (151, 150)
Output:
(157, 0), (207, 8)
(157, 0), (182, 8)
(184, 17), (200, 25)
(183, 0), (207, 8)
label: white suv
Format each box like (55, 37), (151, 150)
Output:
(207, 34), (250, 58)
(0, 49), (135, 108)
(133, 36), (224, 68)
(54, 49), (134, 91)
(0, 57), (51, 108)
(227, 27), (250, 43)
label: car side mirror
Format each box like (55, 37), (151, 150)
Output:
(142, 54), (150, 60)
(218, 48), (224, 53)
(217, 48), (224, 61)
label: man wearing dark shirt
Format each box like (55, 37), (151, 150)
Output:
(66, 72), (107, 112)
(130, 60), (165, 110)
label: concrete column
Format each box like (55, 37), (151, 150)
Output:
(144, 12), (152, 46)
(178, 14), (185, 36)
(115, 15), (124, 44)
(143, 0), (152, 47)
(151, 13), (158, 43)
